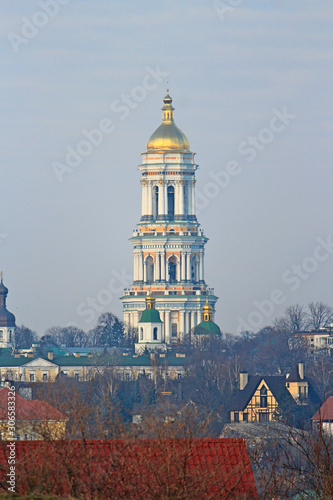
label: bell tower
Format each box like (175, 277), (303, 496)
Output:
(121, 89), (218, 343)
(0, 273), (16, 349)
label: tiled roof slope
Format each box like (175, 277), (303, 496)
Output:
(230, 375), (295, 412)
(312, 396), (333, 421)
(0, 439), (258, 499)
(0, 387), (67, 421)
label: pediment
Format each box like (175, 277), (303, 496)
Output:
(22, 357), (58, 368)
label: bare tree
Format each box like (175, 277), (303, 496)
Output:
(274, 304), (308, 333)
(307, 301), (333, 330)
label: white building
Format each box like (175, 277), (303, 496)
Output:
(121, 89), (219, 343)
(0, 273), (15, 349)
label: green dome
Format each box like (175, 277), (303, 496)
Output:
(193, 320), (221, 336)
(139, 308), (162, 324)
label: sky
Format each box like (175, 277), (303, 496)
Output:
(1, 0), (333, 336)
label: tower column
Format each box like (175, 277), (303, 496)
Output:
(161, 251), (166, 281)
(176, 258), (181, 282)
(181, 252), (186, 281)
(179, 181), (184, 216)
(139, 252), (144, 281)
(155, 252), (160, 281)
(199, 250), (204, 281)
(124, 312), (130, 326)
(144, 258), (147, 283)
(133, 253), (138, 281)
(190, 180), (195, 215)
(186, 252), (191, 282)
(158, 182), (164, 217)
(180, 311), (185, 339)
(191, 310), (197, 330)
(165, 310), (170, 343)
(163, 183), (168, 217)
(141, 181), (148, 217)
(134, 311), (139, 329)
(184, 311), (189, 338)
(147, 182), (153, 218)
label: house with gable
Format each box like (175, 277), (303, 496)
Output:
(230, 363), (319, 424)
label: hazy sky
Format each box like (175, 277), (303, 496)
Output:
(1, 1), (333, 336)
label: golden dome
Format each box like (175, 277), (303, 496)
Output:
(202, 297), (213, 322)
(146, 91), (190, 152)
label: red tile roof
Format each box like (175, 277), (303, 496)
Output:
(312, 396), (333, 421)
(0, 387), (67, 421)
(0, 439), (258, 498)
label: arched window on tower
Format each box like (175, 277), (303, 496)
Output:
(168, 257), (177, 283)
(140, 327), (143, 341)
(0, 331), (3, 341)
(153, 327), (158, 340)
(146, 256), (154, 284)
(152, 186), (159, 219)
(191, 255), (199, 283)
(167, 186), (175, 219)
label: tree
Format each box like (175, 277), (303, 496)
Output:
(14, 325), (38, 349)
(43, 326), (88, 347)
(274, 304), (308, 333)
(307, 301), (333, 330)
(91, 313), (125, 347)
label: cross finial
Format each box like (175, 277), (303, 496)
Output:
(0, 272), (3, 283)
(166, 77), (169, 93)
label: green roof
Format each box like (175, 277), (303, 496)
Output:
(193, 321), (221, 336)
(138, 309), (162, 323)
(0, 354), (186, 369)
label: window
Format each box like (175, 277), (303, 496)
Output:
(125, 373), (130, 381)
(24, 434), (28, 441)
(153, 327), (158, 340)
(140, 327), (143, 341)
(29, 373), (35, 382)
(243, 413), (248, 422)
(42, 373), (48, 382)
(168, 260), (177, 283)
(30, 435), (33, 440)
(16, 435), (20, 441)
(234, 412), (239, 422)
(260, 386), (267, 408)
(0, 330), (3, 341)
(74, 373), (80, 381)
(167, 186), (175, 219)
(177, 373), (182, 380)
(146, 256), (154, 284)
(171, 323), (178, 337)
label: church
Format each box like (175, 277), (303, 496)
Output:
(0, 88), (222, 381)
(121, 88), (220, 348)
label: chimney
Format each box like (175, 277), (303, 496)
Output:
(47, 351), (54, 361)
(239, 372), (248, 390)
(298, 362), (304, 380)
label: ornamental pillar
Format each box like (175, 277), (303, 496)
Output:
(165, 311), (170, 344)
(186, 252), (191, 282)
(181, 252), (186, 281)
(155, 252), (160, 281)
(161, 251), (166, 281)
(180, 312), (185, 339)
(176, 258), (181, 282)
(191, 310), (197, 330)
(158, 181), (164, 216)
(179, 180), (184, 216)
(147, 182), (153, 217)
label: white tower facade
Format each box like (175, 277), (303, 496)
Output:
(121, 90), (218, 343)
(0, 274), (16, 349)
